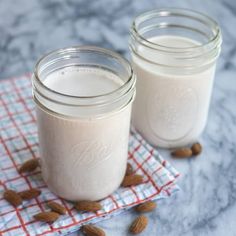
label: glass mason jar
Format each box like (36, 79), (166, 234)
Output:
(129, 8), (222, 148)
(32, 46), (136, 201)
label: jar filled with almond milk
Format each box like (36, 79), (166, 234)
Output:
(129, 8), (222, 148)
(32, 46), (135, 201)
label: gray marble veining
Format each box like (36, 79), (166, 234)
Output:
(0, 0), (236, 235)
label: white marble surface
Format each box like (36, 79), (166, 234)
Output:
(0, 0), (236, 235)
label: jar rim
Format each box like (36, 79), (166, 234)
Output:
(34, 45), (134, 100)
(131, 8), (221, 51)
(32, 46), (136, 117)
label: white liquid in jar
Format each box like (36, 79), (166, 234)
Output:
(37, 67), (131, 201)
(132, 36), (216, 148)
(44, 67), (123, 96)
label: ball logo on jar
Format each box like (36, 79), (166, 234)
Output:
(71, 140), (112, 169)
(147, 85), (198, 141)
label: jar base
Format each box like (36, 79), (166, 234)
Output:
(43, 176), (123, 202)
(134, 128), (200, 149)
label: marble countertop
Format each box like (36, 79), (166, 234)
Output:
(0, 0), (236, 235)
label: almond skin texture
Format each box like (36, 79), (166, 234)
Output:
(135, 201), (157, 213)
(4, 189), (22, 207)
(81, 224), (105, 236)
(191, 143), (202, 155)
(171, 148), (192, 158)
(125, 163), (133, 176)
(129, 215), (148, 234)
(75, 201), (102, 212)
(121, 175), (143, 187)
(34, 212), (60, 223)
(48, 201), (67, 215)
(19, 188), (41, 200)
(19, 159), (39, 173)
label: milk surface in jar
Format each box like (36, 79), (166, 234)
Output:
(130, 9), (222, 148)
(32, 47), (135, 201)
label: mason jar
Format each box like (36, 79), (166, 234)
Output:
(32, 46), (136, 201)
(129, 8), (222, 148)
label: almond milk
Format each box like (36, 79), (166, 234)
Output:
(32, 47), (135, 201)
(129, 9), (222, 148)
(131, 36), (216, 147)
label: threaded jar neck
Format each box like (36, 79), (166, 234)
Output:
(32, 46), (136, 118)
(130, 8), (222, 74)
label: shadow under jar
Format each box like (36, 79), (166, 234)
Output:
(130, 8), (222, 148)
(32, 46), (136, 201)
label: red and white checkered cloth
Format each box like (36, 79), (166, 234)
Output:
(0, 74), (179, 236)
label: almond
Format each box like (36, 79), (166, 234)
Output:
(4, 189), (22, 207)
(191, 142), (202, 155)
(48, 201), (67, 215)
(19, 159), (39, 173)
(121, 174), (143, 187)
(75, 200), (102, 212)
(129, 215), (148, 234)
(34, 211), (60, 223)
(19, 188), (41, 200)
(135, 201), (157, 213)
(125, 163), (134, 176)
(171, 148), (192, 158)
(81, 224), (105, 236)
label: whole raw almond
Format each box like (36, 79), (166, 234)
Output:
(75, 200), (102, 212)
(4, 189), (22, 207)
(191, 142), (202, 155)
(81, 224), (105, 236)
(121, 174), (143, 187)
(135, 201), (157, 213)
(48, 201), (67, 215)
(129, 215), (148, 234)
(19, 188), (41, 200)
(34, 211), (60, 223)
(19, 159), (39, 173)
(125, 163), (133, 176)
(171, 148), (192, 158)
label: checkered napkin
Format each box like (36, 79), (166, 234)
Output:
(0, 74), (180, 236)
